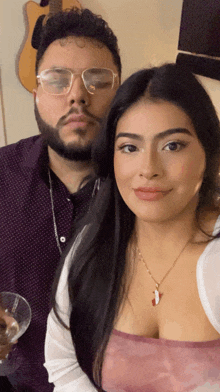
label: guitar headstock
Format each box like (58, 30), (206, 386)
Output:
(18, 0), (82, 93)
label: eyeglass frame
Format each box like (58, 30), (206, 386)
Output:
(36, 67), (118, 96)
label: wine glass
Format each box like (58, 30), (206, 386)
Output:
(0, 292), (32, 375)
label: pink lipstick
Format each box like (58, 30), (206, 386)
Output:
(134, 187), (171, 201)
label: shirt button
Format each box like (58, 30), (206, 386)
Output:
(60, 236), (66, 243)
(67, 198), (71, 202)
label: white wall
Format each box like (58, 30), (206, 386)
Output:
(1, 0), (220, 145)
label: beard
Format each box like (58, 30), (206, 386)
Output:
(34, 103), (97, 161)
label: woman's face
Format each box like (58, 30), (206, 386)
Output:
(114, 99), (206, 223)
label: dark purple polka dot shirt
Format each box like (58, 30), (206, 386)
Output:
(0, 136), (95, 391)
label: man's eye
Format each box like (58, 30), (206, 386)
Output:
(163, 141), (186, 151)
(119, 145), (137, 153)
(94, 81), (112, 89)
(47, 78), (68, 87)
(86, 80), (112, 90)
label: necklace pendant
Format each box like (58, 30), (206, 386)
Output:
(152, 289), (162, 306)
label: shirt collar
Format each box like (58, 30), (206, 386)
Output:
(21, 135), (99, 196)
(22, 136), (50, 186)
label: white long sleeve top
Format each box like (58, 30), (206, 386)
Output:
(44, 218), (220, 391)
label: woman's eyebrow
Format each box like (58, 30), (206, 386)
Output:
(155, 128), (193, 140)
(115, 133), (143, 141)
(115, 128), (193, 141)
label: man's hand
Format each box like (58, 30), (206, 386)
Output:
(0, 312), (18, 360)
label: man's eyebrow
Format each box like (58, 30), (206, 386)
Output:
(115, 128), (193, 141)
(49, 66), (69, 71)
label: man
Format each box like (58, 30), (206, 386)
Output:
(0, 7), (121, 391)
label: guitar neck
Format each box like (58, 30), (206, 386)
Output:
(18, 0), (82, 93)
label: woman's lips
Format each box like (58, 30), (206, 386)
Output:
(133, 187), (171, 201)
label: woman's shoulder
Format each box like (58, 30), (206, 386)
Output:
(196, 210), (220, 285)
(197, 208), (220, 236)
(196, 213), (220, 333)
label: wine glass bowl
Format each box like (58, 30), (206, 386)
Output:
(0, 292), (31, 342)
(0, 292), (32, 375)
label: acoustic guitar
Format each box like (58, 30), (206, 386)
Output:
(18, 0), (82, 93)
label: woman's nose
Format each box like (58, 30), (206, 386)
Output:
(139, 148), (163, 179)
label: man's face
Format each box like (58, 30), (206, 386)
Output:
(33, 37), (119, 161)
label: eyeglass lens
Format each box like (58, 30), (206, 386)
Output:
(40, 69), (71, 95)
(41, 68), (114, 95)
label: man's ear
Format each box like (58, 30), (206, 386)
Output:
(33, 89), (39, 104)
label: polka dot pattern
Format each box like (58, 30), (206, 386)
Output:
(0, 136), (95, 391)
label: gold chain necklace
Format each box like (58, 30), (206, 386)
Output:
(137, 237), (191, 306)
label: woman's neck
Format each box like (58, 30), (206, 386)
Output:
(134, 208), (218, 264)
(133, 207), (219, 262)
(136, 210), (195, 242)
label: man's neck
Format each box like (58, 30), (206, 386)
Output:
(48, 146), (95, 194)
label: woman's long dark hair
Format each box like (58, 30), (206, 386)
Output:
(52, 63), (220, 389)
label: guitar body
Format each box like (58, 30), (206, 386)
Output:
(18, 0), (82, 93)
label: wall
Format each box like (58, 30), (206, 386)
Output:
(1, 0), (220, 145)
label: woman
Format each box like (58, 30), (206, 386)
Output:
(45, 63), (220, 391)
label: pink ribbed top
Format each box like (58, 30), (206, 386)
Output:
(102, 330), (220, 392)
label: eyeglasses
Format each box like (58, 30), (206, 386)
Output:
(36, 67), (118, 95)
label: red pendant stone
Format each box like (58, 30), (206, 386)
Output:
(152, 291), (163, 306)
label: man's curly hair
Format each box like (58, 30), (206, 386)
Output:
(35, 7), (121, 75)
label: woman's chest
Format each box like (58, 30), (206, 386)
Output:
(102, 331), (220, 392)
(114, 244), (220, 341)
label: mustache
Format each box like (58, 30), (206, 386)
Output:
(57, 107), (102, 128)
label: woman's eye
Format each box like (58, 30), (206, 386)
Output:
(163, 141), (186, 152)
(118, 144), (137, 153)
